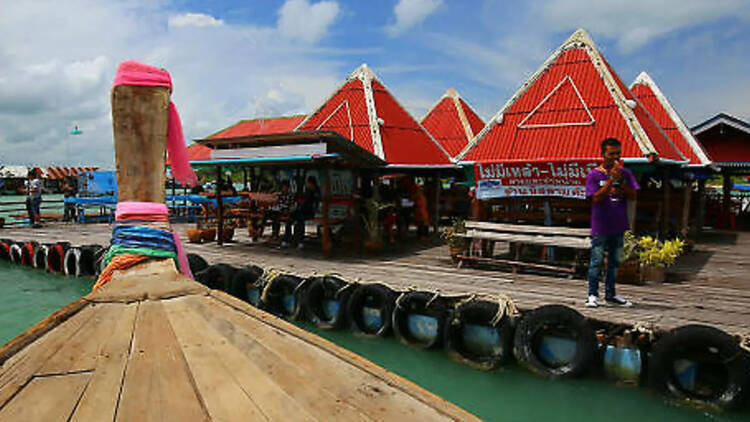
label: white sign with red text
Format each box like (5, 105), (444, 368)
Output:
(474, 160), (599, 199)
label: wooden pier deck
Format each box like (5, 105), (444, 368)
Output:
(2, 223), (749, 338)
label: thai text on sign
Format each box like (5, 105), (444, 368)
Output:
(474, 160), (599, 199)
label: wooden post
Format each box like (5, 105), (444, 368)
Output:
(216, 165), (224, 246)
(353, 169), (362, 251)
(433, 172), (441, 234)
(694, 179), (706, 235)
(543, 200), (554, 262)
(661, 167), (670, 237)
(722, 171), (732, 229)
(112, 85), (169, 203)
(322, 167), (332, 257)
(627, 198), (637, 232)
(681, 180), (693, 238)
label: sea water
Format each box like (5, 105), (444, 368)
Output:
(1, 262), (748, 422)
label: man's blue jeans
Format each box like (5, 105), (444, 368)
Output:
(587, 233), (624, 298)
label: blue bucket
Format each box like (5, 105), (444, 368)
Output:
(406, 314), (439, 343)
(247, 287), (260, 306)
(283, 294), (297, 315)
(462, 324), (501, 356)
(603, 345), (642, 383)
(362, 306), (382, 331)
(323, 299), (340, 321)
(538, 336), (577, 367)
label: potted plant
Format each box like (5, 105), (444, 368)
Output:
(441, 219), (468, 263)
(617, 231), (640, 284)
(362, 198), (389, 255)
(638, 236), (685, 284)
(220, 218), (237, 242)
(186, 227), (203, 243)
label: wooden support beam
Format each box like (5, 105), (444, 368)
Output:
(661, 167), (670, 237)
(722, 171), (732, 229)
(353, 169), (362, 252)
(322, 167), (332, 257)
(681, 180), (693, 238)
(433, 173), (441, 234)
(694, 179), (706, 235)
(216, 165), (224, 246)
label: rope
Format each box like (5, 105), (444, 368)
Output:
(453, 293), (518, 327)
(260, 269), (282, 304)
(739, 333), (750, 354)
(93, 254), (149, 291)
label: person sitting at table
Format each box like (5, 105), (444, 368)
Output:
(269, 180), (294, 247)
(292, 176), (320, 249)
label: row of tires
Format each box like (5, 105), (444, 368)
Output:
(0, 239), (105, 277)
(191, 258), (750, 412)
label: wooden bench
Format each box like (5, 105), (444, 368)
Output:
(456, 221), (591, 276)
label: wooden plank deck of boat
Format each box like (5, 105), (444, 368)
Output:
(3, 224), (749, 338)
(0, 259), (478, 421)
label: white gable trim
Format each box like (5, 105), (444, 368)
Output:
(516, 75), (595, 129)
(359, 71), (386, 160)
(631, 72), (712, 165)
(316, 100), (354, 142)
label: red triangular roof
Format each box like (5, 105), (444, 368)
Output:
(421, 88), (485, 159)
(459, 29), (686, 164)
(208, 115), (306, 139)
(295, 64), (451, 165)
(630, 72), (712, 166)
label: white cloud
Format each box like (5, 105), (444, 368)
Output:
(277, 0), (340, 43)
(386, 0), (443, 37)
(536, 0), (750, 52)
(0, 0), (343, 167)
(168, 12), (224, 28)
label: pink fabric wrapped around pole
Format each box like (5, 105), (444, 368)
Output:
(113, 60), (198, 187)
(114, 201), (193, 280)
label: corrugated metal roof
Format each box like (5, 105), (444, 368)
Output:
(421, 89), (485, 159)
(630, 73), (711, 166)
(44, 166), (99, 180)
(296, 64), (451, 165)
(459, 29), (687, 164)
(207, 115), (306, 140)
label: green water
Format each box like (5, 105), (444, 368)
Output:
(0, 263), (748, 421)
(0, 261), (92, 344)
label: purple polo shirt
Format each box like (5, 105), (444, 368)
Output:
(585, 167), (640, 236)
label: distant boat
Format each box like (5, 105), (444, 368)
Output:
(70, 125), (83, 135)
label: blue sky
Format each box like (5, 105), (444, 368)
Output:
(1, 0), (749, 167)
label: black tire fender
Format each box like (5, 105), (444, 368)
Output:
(347, 283), (396, 337)
(444, 298), (514, 370)
(196, 263), (237, 292)
(304, 276), (354, 330)
(513, 304), (596, 379)
(231, 265), (265, 306)
(649, 324), (750, 411)
(393, 291), (448, 349)
(261, 274), (307, 320)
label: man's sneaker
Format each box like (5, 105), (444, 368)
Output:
(605, 295), (633, 307)
(585, 295), (598, 308)
(280, 241), (290, 249)
(297, 243), (305, 250)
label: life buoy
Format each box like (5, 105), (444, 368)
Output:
(303, 276), (354, 330)
(21, 242), (37, 267)
(261, 274), (307, 320)
(46, 242), (69, 273)
(347, 283), (396, 337)
(444, 298), (514, 370)
(649, 324), (750, 411)
(196, 263), (237, 292)
(187, 253), (209, 275)
(231, 265), (265, 306)
(393, 291), (448, 349)
(76, 245), (103, 277)
(9, 243), (23, 264)
(64, 247), (81, 276)
(513, 304), (596, 379)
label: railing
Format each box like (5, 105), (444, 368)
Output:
(0, 199), (67, 227)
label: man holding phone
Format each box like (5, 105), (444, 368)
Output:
(585, 138), (639, 308)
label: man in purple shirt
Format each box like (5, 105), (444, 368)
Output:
(585, 138), (639, 308)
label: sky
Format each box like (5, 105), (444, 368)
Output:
(1, 0), (749, 168)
